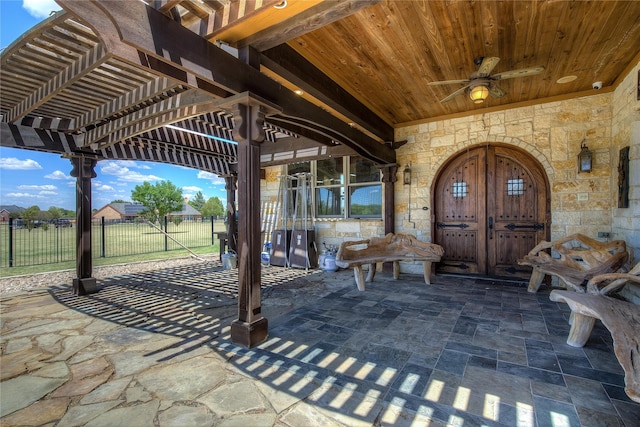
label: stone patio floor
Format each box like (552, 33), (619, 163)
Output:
(1, 261), (639, 426)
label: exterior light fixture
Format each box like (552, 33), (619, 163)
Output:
(578, 140), (592, 173)
(469, 83), (489, 104)
(403, 164), (412, 185)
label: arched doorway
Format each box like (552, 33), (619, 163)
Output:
(432, 144), (550, 279)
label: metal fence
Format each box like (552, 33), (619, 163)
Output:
(0, 217), (224, 269)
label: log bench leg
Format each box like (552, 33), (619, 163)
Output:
(366, 263), (376, 282)
(566, 312), (596, 347)
(423, 261), (432, 285)
(527, 268), (545, 293)
(354, 266), (366, 291)
(393, 261), (400, 279)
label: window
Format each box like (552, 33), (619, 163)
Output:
(288, 156), (382, 219)
(507, 179), (524, 196)
(452, 181), (467, 198)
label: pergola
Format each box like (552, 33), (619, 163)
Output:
(0, 1), (397, 347)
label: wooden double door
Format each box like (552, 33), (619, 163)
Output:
(433, 144), (550, 278)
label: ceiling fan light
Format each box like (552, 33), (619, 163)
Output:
(469, 84), (489, 103)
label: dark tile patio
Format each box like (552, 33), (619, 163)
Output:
(1, 262), (638, 426)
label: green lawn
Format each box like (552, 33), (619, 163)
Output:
(0, 220), (226, 277)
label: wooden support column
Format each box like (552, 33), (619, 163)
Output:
(380, 164), (398, 273)
(69, 156), (98, 295)
(224, 174), (238, 254)
(221, 92), (281, 348)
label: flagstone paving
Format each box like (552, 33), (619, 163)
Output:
(1, 262), (639, 426)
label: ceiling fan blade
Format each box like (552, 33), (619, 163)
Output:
(489, 84), (506, 98)
(478, 57), (500, 76)
(440, 85), (470, 103)
(492, 66), (544, 80)
(427, 79), (470, 86)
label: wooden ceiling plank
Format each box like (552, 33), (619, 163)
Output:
(4, 43), (108, 124)
(57, 0), (395, 164)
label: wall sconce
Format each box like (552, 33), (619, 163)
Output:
(403, 164), (412, 185)
(578, 140), (593, 173)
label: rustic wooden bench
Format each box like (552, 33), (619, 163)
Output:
(549, 263), (640, 402)
(518, 234), (628, 293)
(335, 233), (444, 291)
(550, 265), (640, 402)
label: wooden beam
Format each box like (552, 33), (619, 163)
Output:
(261, 44), (394, 141)
(0, 123), (231, 175)
(259, 136), (355, 167)
(73, 77), (187, 131)
(4, 43), (108, 124)
(57, 0), (395, 165)
(83, 89), (214, 147)
(236, 0), (381, 52)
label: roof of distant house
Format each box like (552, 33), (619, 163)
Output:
(99, 203), (201, 216)
(0, 205), (25, 213)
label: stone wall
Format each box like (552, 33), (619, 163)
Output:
(611, 60), (640, 263)
(395, 94), (615, 244)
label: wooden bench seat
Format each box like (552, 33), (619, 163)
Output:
(518, 234), (628, 293)
(335, 233), (444, 291)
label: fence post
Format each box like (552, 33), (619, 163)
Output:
(101, 217), (106, 258)
(211, 216), (215, 245)
(164, 216), (168, 251)
(8, 218), (14, 267)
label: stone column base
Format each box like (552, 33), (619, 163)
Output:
(230, 317), (268, 348)
(73, 277), (98, 295)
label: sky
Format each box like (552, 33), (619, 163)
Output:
(0, 0), (228, 211)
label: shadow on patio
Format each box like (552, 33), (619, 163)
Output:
(3, 261), (638, 426)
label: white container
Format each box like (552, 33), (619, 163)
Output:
(319, 250), (327, 270)
(261, 251), (270, 266)
(324, 254), (338, 271)
(222, 252), (237, 270)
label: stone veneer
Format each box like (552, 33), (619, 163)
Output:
(261, 60), (639, 281)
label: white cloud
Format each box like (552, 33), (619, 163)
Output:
(0, 157), (42, 170)
(100, 161), (162, 183)
(18, 184), (57, 191)
(45, 170), (73, 180)
(107, 160), (151, 170)
(94, 183), (115, 192)
(22, 0), (62, 19)
(7, 192), (44, 199)
(197, 171), (225, 185)
(39, 190), (58, 196)
(182, 185), (202, 192)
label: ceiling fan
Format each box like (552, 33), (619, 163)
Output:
(427, 57), (544, 104)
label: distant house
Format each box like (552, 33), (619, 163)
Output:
(92, 201), (201, 222)
(0, 205), (24, 222)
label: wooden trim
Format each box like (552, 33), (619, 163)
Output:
(395, 89), (615, 129)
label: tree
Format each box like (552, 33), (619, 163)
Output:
(201, 196), (224, 218)
(22, 205), (40, 232)
(110, 199), (127, 204)
(131, 181), (183, 231)
(189, 191), (206, 211)
(48, 206), (62, 220)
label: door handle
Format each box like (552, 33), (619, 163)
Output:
(488, 216), (493, 240)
